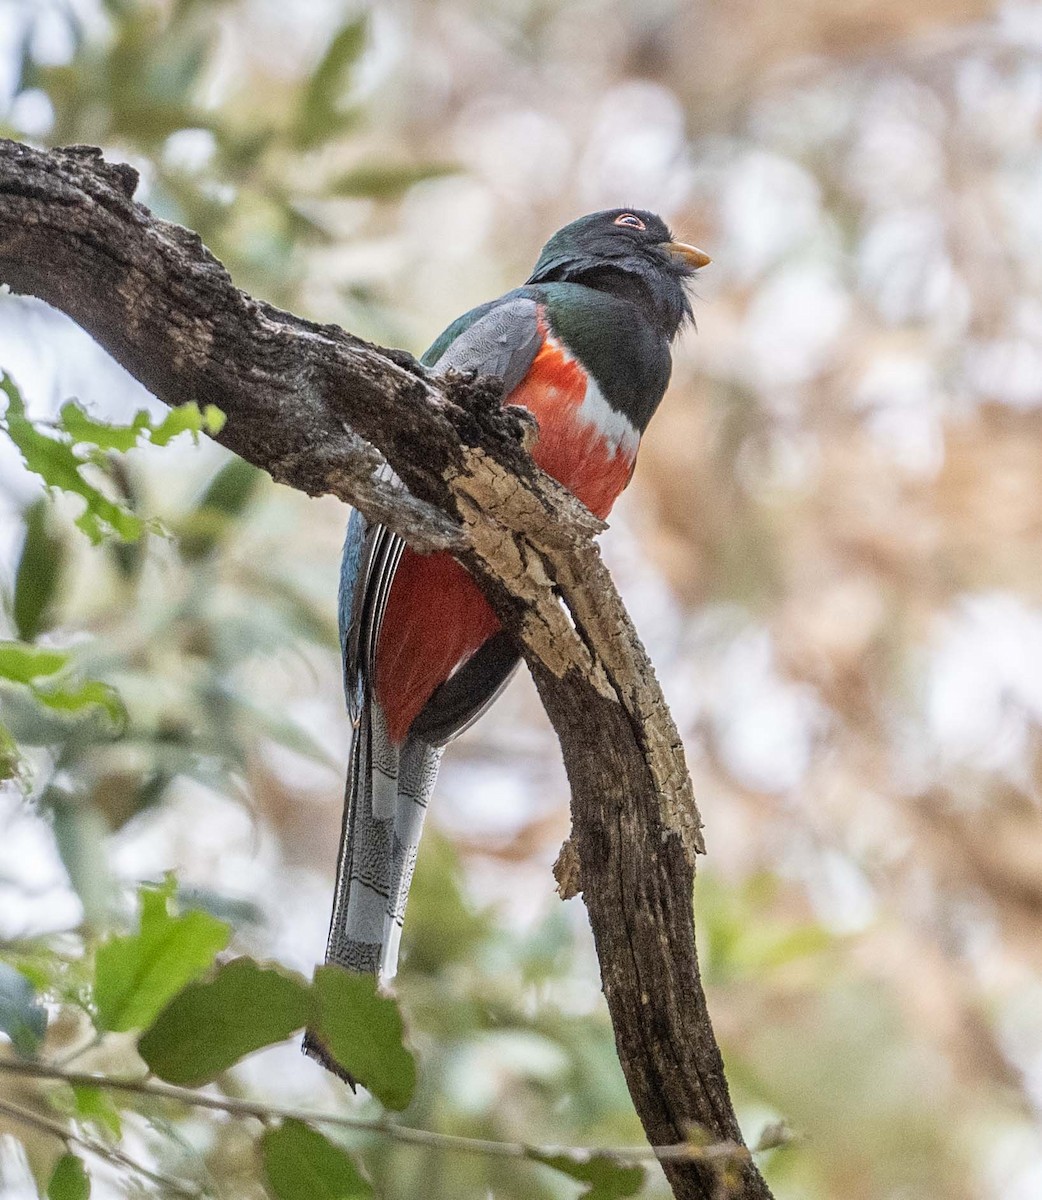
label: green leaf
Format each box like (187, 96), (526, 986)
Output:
(147, 402), (225, 445)
(0, 642), (124, 728)
(529, 1151), (645, 1200)
(696, 872), (834, 984)
(0, 641), (69, 684)
(71, 1086), (123, 1139)
(93, 879), (231, 1032)
(1, 379), (222, 545)
(59, 403), (152, 452)
(311, 17), (368, 94)
(745, 924), (832, 971)
(149, 25), (209, 100)
(401, 831), (491, 974)
(138, 957), (311, 1085)
(261, 1120), (372, 1200)
(196, 455), (262, 515)
(13, 499), (66, 641)
(310, 966), (416, 1111)
(1, 375), (144, 544)
(50, 792), (114, 930)
(31, 679), (125, 725)
(0, 962), (47, 1056)
(177, 457), (262, 560)
(325, 162), (456, 199)
(59, 399), (225, 449)
(47, 1153), (90, 1200)
(294, 18), (367, 149)
(0, 722), (22, 782)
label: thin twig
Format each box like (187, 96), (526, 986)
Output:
(0, 1094), (201, 1196)
(53, 1031), (104, 1069)
(0, 1058), (750, 1167)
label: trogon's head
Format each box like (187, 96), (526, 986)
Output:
(526, 208), (710, 340)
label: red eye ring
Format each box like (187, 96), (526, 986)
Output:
(613, 213), (646, 230)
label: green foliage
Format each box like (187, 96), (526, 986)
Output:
(135, 959), (421, 1110)
(13, 499), (65, 641)
(59, 399), (226, 452)
(696, 871), (834, 986)
(312, 966), (418, 1112)
(138, 957), (311, 1086)
(3, 2), (455, 307)
(70, 1087), (123, 1140)
(326, 162), (457, 199)
(261, 1121), (373, 1200)
(0, 844), (678, 1200)
(0, 440), (337, 891)
(1, 374), (144, 543)
(0, 962), (47, 1056)
(93, 878), (231, 1032)
(27, 679), (125, 723)
(0, 872), (425, 1197)
(293, 17), (367, 150)
(528, 1151), (645, 1200)
(0, 640), (123, 727)
(47, 1154), (90, 1200)
(1, 374), (224, 544)
(175, 456), (262, 560)
(0, 721), (20, 781)
(0, 641), (69, 684)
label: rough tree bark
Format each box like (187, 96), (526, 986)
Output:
(0, 137), (774, 1200)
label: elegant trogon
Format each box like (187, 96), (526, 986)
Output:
(318, 208), (708, 987)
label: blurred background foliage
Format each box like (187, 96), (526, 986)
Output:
(2, 0), (1042, 1197)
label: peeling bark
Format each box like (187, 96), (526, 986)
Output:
(0, 137), (773, 1200)
(553, 837), (582, 900)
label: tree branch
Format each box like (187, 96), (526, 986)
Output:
(0, 1095), (201, 1196)
(0, 1058), (765, 1170)
(0, 137), (773, 1200)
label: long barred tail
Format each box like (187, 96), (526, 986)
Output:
(323, 702), (443, 978)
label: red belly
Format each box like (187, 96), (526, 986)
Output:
(375, 338), (635, 743)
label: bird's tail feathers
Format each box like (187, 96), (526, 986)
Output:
(322, 702), (442, 980)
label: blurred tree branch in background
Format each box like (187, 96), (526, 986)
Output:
(0, 136), (770, 1200)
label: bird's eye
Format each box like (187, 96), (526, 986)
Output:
(613, 213), (646, 230)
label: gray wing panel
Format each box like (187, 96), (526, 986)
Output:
(430, 296), (543, 398)
(408, 298), (539, 744)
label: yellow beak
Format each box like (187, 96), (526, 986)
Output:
(663, 241), (711, 270)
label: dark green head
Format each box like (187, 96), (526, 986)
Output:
(526, 208), (709, 340)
